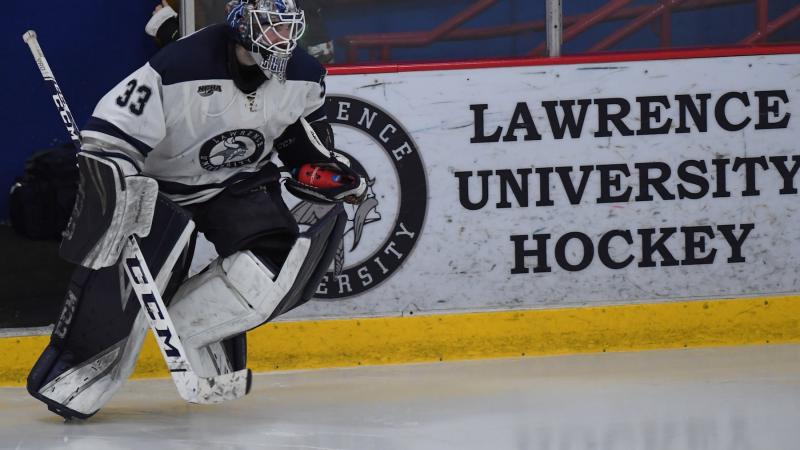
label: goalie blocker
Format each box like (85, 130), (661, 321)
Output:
(60, 152), (158, 269)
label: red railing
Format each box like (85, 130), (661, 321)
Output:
(340, 0), (800, 63)
(743, 2), (800, 44)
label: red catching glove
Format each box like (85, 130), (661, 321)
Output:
(286, 162), (366, 204)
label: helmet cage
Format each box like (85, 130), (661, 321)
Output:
(247, 7), (305, 57)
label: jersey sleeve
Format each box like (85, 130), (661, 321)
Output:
(81, 63), (167, 174)
(302, 68), (327, 124)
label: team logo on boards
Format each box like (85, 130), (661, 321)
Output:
(199, 129), (265, 171)
(197, 84), (222, 97)
(291, 95), (427, 299)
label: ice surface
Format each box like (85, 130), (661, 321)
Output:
(1, 344), (798, 449)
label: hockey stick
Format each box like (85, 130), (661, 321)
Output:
(122, 237), (252, 403)
(22, 30), (251, 404)
(22, 31), (81, 150)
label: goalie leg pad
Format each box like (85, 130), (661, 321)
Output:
(169, 205), (346, 378)
(31, 312), (151, 419)
(27, 196), (194, 419)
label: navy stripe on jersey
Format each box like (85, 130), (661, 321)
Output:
(150, 24), (232, 86)
(157, 171), (259, 196)
(305, 105), (326, 123)
(286, 47), (326, 84)
(149, 24), (325, 89)
(84, 116), (153, 156)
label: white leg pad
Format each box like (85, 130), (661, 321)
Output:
(169, 238), (311, 377)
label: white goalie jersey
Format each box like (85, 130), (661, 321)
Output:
(81, 24), (328, 205)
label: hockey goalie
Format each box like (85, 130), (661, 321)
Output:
(26, 0), (366, 420)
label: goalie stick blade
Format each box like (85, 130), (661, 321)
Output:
(175, 368), (252, 404)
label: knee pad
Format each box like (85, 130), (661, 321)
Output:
(169, 246), (307, 361)
(169, 205), (346, 377)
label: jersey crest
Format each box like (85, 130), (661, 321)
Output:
(199, 129), (266, 171)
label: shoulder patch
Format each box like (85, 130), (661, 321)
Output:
(149, 24), (233, 85)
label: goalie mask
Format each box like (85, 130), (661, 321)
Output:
(226, 0), (306, 81)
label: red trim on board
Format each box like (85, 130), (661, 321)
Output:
(326, 44), (800, 76)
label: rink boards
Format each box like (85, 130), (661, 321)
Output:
(287, 46), (800, 320)
(2, 47), (800, 385)
(1, 294), (797, 385)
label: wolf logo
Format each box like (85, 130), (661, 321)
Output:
(215, 137), (249, 163)
(293, 95), (427, 299)
(199, 129), (265, 171)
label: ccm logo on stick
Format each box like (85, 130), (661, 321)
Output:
(125, 257), (181, 358)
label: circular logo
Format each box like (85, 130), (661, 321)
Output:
(199, 129), (265, 171)
(291, 95), (427, 299)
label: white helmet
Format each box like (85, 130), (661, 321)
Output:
(226, 0), (306, 80)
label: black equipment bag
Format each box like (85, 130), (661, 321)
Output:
(9, 144), (78, 240)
